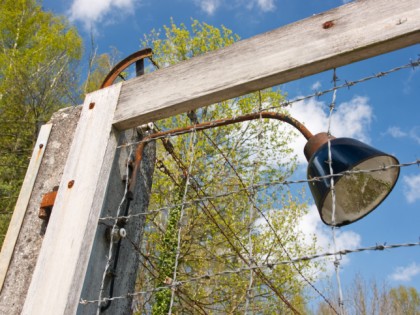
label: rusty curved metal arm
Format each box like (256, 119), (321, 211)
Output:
(100, 48), (153, 88)
(129, 111), (313, 195)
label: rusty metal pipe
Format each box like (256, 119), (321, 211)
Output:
(128, 111), (313, 195)
(100, 48), (153, 88)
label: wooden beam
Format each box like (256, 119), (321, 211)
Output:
(22, 84), (122, 315)
(0, 124), (52, 292)
(114, 0), (420, 130)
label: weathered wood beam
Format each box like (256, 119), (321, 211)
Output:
(114, 0), (420, 130)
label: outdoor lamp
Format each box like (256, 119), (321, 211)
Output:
(102, 49), (400, 228)
(304, 132), (400, 227)
(127, 111), (399, 228)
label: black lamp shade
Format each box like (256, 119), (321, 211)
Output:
(307, 137), (399, 227)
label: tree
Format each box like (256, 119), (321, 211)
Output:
(0, 0), (82, 246)
(130, 20), (317, 314)
(83, 44), (123, 95)
(315, 275), (420, 315)
(389, 285), (420, 315)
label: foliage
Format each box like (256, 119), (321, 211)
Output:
(315, 275), (420, 315)
(389, 285), (420, 315)
(0, 0), (82, 246)
(82, 46), (123, 95)
(132, 20), (317, 314)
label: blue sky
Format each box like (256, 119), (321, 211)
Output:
(43, 0), (419, 304)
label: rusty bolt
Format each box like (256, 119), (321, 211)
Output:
(39, 143), (44, 149)
(68, 180), (75, 188)
(89, 102), (95, 110)
(323, 20), (334, 29)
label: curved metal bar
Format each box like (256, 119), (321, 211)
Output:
(129, 111), (313, 195)
(100, 48), (153, 88)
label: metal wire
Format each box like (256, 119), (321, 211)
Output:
(96, 144), (134, 314)
(168, 131), (196, 315)
(326, 68), (345, 315)
(244, 94), (263, 314)
(80, 241), (420, 305)
(98, 160), (420, 222)
(116, 58), (420, 151)
(263, 58), (420, 112)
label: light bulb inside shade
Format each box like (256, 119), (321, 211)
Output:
(306, 136), (400, 227)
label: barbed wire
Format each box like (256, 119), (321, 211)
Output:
(80, 241), (420, 305)
(327, 68), (344, 315)
(88, 57), (420, 312)
(168, 131), (196, 315)
(116, 58), (420, 150)
(147, 111), (302, 313)
(150, 107), (302, 312)
(263, 58), (420, 112)
(99, 159), (420, 222)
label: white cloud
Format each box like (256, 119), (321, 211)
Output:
(386, 126), (407, 138)
(311, 81), (322, 91)
(256, 0), (276, 12)
(286, 96), (373, 163)
(194, 0), (221, 15)
(384, 125), (420, 144)
(297, 205), (361, 270)
(403, 174), (420, 203)
(193, 0), (276, 15)
(69, 0), (136, 26)
(409, 126), (420, 144)
(390, 262), (420, 282)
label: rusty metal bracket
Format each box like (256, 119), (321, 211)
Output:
(38, 186), (59, 221)
(100, 48), (153, 89)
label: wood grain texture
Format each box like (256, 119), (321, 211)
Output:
(0, 124), (52, 292)
(114, 0), (420, 130)
(22, 84), (122, 315)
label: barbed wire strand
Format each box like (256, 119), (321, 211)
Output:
(263, 58), (420, 112)
(327, 68), (345, 315)
(244, 93), (264, 314)
(80, 241), (420, 305)
(98, 160), (419, 222)
(116, 58), (420, 151)
(168, 130), (197, 315)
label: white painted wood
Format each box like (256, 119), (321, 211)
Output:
(0, 124), (52, 292)
(114, 0), (420, 130)
(22, 84), (122, 315)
